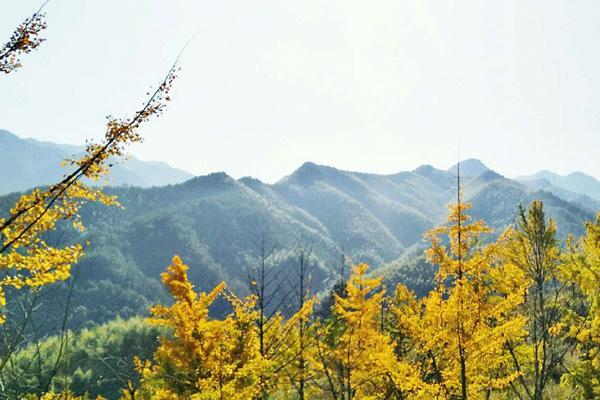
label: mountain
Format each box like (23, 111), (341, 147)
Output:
(447, 158), (491, 177)
(515, 177), (600, 213)
(0, 129), (193, 194)
(5, 159), (596, 335)
(517, 170), (600, 202)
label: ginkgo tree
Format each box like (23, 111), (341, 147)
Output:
(561, 213), (600, 399)
(313, 263), (415, 399)
(132, 256), (264, 400)
(392, 198), (528, 400)
(129, 255), (315, 400)
(115, 205), (600, 400)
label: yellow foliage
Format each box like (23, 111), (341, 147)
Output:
(498, 201), (569, 400)
(0, 55), (177, 324)
(25, 391), (106, 400)
(1, 6), (46, 74)
(560, 213), (600, 398)
(269, 297), (316, 395)
(392, 202), (527, 399)
(133, 256), (265, 400)
(314, 263), (421, 399)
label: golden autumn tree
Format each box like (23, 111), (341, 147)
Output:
(314, 263), (411, 399)
(392, 198), (527, 400)
(130, 256), (265, 400)
(0, 4), (178, 325)
(560, 212), (600, 399)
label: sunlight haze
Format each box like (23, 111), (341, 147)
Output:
(1, 0), (599, 182)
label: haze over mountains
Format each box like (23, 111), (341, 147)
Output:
(0, 130), (192, 194)
(3, 130), (599, 209)
(517, 170), (600, 205)
(1, 131), (598, 331)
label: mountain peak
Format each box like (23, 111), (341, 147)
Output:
(297, 161), (321, 171)
(281, 161), (328, 185)
(447, 159), (490, 177)
(413, 164), (437, 174)
(566, 171), (596, 181)
(181, 172), (234, 190)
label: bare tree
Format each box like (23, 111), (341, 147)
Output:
(246, 232), (290, 398)
(285, 244), (315, 400)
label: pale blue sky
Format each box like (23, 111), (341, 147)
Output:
(1, 1), (599, 182)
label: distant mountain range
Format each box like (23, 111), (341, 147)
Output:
(0, 129), (193, 194)
(516, 170), (600, 209)
(1, 132), (598, 333)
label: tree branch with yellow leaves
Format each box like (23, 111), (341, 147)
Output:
(0, 3), (180, 323)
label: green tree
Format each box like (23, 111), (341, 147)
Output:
(502, 201), (569, 400)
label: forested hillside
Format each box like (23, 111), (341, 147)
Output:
(1, 159), (594, 337)
(12, 202), (598, 400)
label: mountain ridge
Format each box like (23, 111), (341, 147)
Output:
(517, 170), (600, 202)
(2, 152), (598, 335)
(0, 129), (193, 194)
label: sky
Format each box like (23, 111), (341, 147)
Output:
(1, 1), (600, 183)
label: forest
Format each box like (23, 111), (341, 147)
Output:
(2, 4), (600, 400)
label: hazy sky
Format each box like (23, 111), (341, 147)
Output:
(2, 1), (600, 182)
